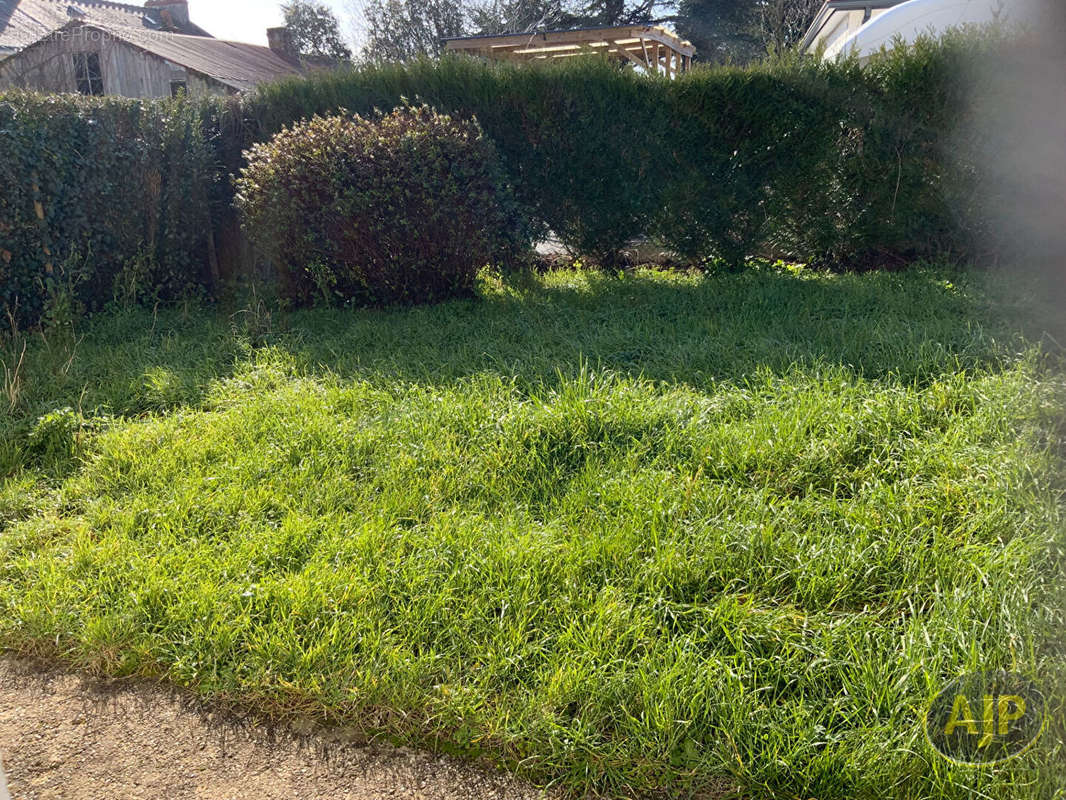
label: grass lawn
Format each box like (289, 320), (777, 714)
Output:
(1, 266), (1063, 798)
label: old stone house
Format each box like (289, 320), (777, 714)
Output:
(0, 0), (303, 96)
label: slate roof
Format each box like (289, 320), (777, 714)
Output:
(0, 0), (210, 54)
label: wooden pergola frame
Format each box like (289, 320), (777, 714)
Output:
(444, 25), (695, 77)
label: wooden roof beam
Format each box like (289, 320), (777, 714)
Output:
(638, 28), (694, 57)
(444, 25), (689, 52)
(532, 48), (642, 61)
(512, 41), (648, 56)
(612, 41), (649, 69)
(445, 29), (628, 50)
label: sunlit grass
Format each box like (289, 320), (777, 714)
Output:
(1, 266), (1063, 798)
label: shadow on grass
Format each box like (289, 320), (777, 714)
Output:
(278, 266), (1027, 389)
(0, 265), (1040, 436)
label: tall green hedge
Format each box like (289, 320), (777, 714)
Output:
(0, 31), (1018, 325)
(245, 57), (673, 265)
(245, 33), (1000, 269)
(0, 93), (243, 326)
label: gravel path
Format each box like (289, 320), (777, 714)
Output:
(0, 657), (558, 800)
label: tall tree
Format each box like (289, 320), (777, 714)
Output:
(675, 0), (761, 63)
(467, 0), (572, 34)
(360, 0), (466, 60)
(467, 0), (673, 34)
(676, 0), (822, 63)
(282, 0), (354, 60)
(574, 0), (662, 26)
(757, 0), (821, 53)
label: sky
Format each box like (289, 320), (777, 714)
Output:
(187, 0), (356, 47)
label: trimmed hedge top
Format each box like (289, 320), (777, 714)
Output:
(0, 30), (1028, 324)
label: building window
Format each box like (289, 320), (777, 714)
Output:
(73, 52), (103, 95)
(170, 80), (188, 97)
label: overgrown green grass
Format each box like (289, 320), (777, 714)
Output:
(1, 267), (1063, 799)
